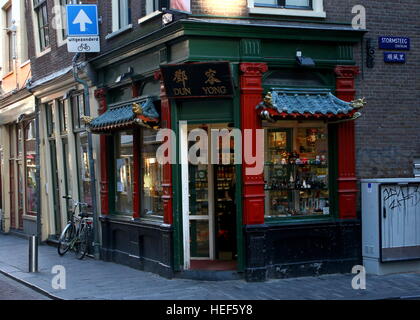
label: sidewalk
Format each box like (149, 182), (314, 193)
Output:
(0, 233), (419, 300)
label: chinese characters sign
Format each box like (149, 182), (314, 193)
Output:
(384, 52), (406, 63)
(161, 62), (234, 99)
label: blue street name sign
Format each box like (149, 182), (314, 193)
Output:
(378, 36), (410, 50)
(384, 52), (406, 63)
(66, 4), (98, 36)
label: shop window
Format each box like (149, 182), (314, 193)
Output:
(24, 119), (37, 215)
(17, 126), (23, 158)
(264, 122), (329, 219)
(248, 0), (325, 18)
(115, 131), (134, 215)
(76, 131), (92, 211)
(33, 0), (50, 51)
(141, 128), (163, 219)
(46, 102), (55, 137)
(58, 99), (68, 134)
(71, 93), (86, 130)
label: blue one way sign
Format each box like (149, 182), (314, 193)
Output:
(66, 5), (98, 36)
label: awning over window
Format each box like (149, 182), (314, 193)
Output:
(88, 96), (159, 133)
(257, 88), (365, 121)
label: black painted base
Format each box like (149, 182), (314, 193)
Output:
(100, 215), (173, 279)
(244, 220), (362, 282)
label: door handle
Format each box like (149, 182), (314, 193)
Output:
(383, 206), (386, 219)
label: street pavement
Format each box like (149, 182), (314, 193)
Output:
(0, 233), (419, 300)
(0, 273), (50, 300)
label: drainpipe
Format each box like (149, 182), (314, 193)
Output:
(72, 53), (100, 259)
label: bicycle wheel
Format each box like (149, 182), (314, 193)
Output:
(75, 224), (90, 260)
(58, 223), (75, 256)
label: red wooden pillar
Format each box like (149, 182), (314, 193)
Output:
(334, 66), (360, 219)
(94, 88), (109, 216)
(155, 71), (173, 225)
(132, 129), (141, 219)
(240, 63), (268, 225)
(131, 83), (141, 218)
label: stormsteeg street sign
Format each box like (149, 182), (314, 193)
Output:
(66, 4), (100, 53)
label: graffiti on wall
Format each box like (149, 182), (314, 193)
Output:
(381, 184), (420, 262)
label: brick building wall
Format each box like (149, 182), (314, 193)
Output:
(323, 0), (419, 179)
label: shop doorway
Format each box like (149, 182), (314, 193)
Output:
(180, 122), (237, 271)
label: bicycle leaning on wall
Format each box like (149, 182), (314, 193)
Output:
(57, 196), (93, 260)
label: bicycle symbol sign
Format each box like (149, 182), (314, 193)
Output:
(67, 36), (99, 53)
(78, 43), (90, 52)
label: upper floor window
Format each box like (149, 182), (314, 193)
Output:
(145, 0), (159, 16)
(255, 0), (312, 9)
(33, 0), (50, 51)
(5, 4), (14, 72)
(248, 0), (325, 18)
(138, 0), (171, 24)
(111, 0), (131, 32)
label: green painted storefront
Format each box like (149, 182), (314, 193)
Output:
(91, 16), (365, 280)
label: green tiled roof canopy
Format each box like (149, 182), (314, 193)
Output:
(257, 88), (364, 120)
(89, 96), (159, 133)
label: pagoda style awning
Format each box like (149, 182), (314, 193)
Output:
(256, 88), (365, 121)
(87, 96), (160, 133)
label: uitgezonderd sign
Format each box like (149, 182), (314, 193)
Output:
(160, 62), (234, 99)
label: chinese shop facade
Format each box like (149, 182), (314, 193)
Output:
(89, 17), (365, 280)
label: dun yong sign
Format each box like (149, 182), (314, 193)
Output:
(160, 62), (234, 99)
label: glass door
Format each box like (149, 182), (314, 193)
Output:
(180, 122), (215, 269)
(188, 162), (215, 259)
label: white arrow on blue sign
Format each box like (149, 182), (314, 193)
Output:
(66, 4), (98, 36)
